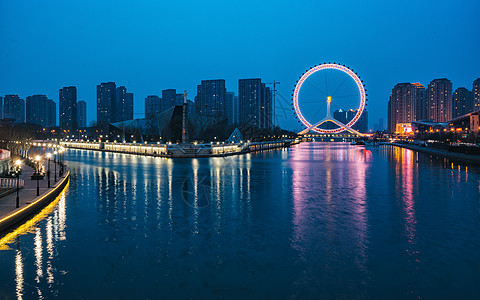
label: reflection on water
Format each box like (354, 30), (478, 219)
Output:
(2, 191), (67, 299)
(1, 143), (480, 299)
(290, 143), (370, 297)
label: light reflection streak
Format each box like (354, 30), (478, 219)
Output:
(192, 159), (199, 234)
(15, 248), (24, 300)
(34, 227), (43, 283)
(290, 142), (370, 281)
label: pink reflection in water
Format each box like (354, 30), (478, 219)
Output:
(289, 142), (370, 284)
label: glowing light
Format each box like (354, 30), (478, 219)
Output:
(293, 63), (366, 134)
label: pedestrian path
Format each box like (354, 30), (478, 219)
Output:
(0, 160), (69, 230)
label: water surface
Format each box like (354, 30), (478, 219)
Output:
(1, 142), (480, 299)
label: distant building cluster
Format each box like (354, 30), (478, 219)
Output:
(1, 75), (276, 139)
(144, 78), (272, 130)
(388, 78), (480, 133)
(332, 108), (368, 133)
(97, 82), (133, 130)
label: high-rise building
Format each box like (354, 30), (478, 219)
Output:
(195, 80), (226, 117)
(47, 99), (56, 127)
(473, 78), (480, 112)
(225, 92), (238, 124)
(388, 83), (418, 133)
(378, 118), (384, 131)
(426, 78), (452, 122)
(97, 82), (116, 129)
(238, 78), (272, 129)
(261, 86), (273, 129)
(59, 86), (77, 131)
(77, 100), (87, 128)
(26, 95), (56, 127)
(162, 89), (177, 112)
(3, 94), (25, 122)
(333, 109), (348, 124)
(452, 87), (473, 118)
(413, 83), (426, 120)
(114, 86), (133, 122)
(145, 95), (161, 118)
(175, 94), (184, 106)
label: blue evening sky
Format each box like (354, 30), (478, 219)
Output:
(1, 0), (479, 130)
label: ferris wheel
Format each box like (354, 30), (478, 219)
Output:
(292, 63), (367, 135)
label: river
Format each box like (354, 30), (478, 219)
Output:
(1, 142), (480, 299)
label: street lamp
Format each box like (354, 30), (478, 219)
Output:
(54, 150), (58, 182)
(15, 160), (21, 208)
(59, 148), (64, 176)
(46, 153), (52, 188)
(35, 155), (41, 196)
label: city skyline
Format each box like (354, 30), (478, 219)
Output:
(1, 0), (479, 130)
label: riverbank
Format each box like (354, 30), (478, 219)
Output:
(387, 143), (480, 165)
(60, 139), (300, 158)
(0, 162), (70, 232)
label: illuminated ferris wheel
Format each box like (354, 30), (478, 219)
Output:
(292, 63), (367, 135)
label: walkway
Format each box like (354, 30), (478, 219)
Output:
(389, 143), (480, 165)
(0, 161), (67, 224)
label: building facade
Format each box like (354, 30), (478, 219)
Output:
(26, 95), (56, 127)
(413, 83), (426, 120)
(453, 87), (473, 118)
(3, 94), (25, 123)
(77, 100), (87, 128)
(59, 86), (77, 131)
(162, 89), (177, 112)
(238, 78), (272, 129)
(473, 78), (480, 112)
(114, 86), (133, 122)
(388, 83), (419, 133)
(225, 92), (238, 124)
(97, 82), (116, 129)
(195, 80), (226, 117)
(426, 78), (452, 122)
(145, 95), (161, 119)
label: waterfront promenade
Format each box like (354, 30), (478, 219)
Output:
(388, 142), (480, 165)
(60, 139), (300, 158)
(0, 162), (69, 232)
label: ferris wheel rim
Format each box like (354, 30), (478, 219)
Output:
(292, 63), (367, 134)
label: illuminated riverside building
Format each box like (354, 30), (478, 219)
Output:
(97, 82), (116, 130)
(3, 94), (25, 123)
(162, 89), (177, 112)
(388, 83), (420, 133)
(26, 95), (56, 127)
(453, 87), (473, 118)
(238, 78), (272, 129)
(413, 83), (426, 120)
(114, 86), (133, 122)
(77, 100), (87, 128)
(145, 95), (161, 118)
(473, 78), (480, 111)
(426, 78), (452, 122)
(59, 86), (77, 131)
(225, 92), (238, 124)
(195, 79), (227, 117)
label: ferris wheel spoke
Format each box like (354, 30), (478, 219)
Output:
(332, 94), (357, 99)
(309, 103), (326, 120)
(304, 81), (327, 96)
(331, 76), (349, 97)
